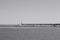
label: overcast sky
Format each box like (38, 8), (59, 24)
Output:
(0, 0), (60, 24)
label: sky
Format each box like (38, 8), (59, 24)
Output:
(0, 0), (60, 24)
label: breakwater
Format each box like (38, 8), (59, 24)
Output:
(0, 24), (60, 28)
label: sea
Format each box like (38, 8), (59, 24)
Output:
(0, 27), (60, 40)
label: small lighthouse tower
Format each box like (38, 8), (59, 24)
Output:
(21, 20), (22, 25)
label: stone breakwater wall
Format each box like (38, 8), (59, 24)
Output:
(20, 24), (60, 27)
(0, 24), (60, 28)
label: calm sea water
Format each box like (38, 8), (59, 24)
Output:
(0, 27), (60, 40)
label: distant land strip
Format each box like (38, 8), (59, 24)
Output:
(0, 23), (60, 28)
